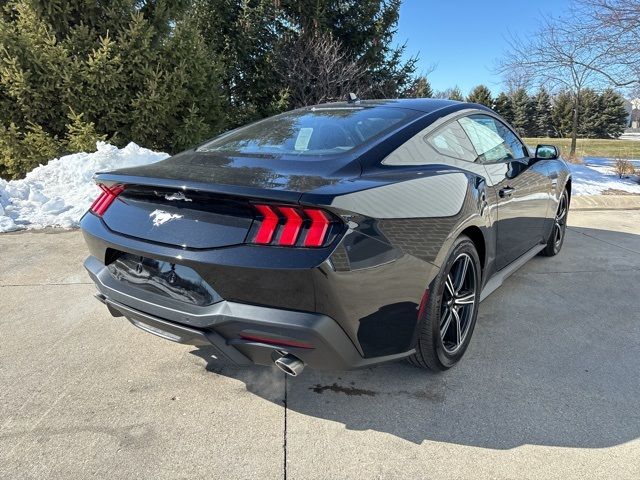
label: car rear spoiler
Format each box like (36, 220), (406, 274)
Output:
(93, 172), (305, 204)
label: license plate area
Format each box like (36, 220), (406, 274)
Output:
(107, 251), (222, 306)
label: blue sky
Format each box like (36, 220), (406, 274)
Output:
(395, 0), (572, 96)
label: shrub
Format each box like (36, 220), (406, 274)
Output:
(0, 122), (63, 178)
(0, 1), (225, 179)
(613, 158), (635, 178)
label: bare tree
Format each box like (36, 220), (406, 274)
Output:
(502, 64), (533, 94)
(498, 17), (611, 156)
(280, 31), (363, 108)
(574, 0), (640, 92)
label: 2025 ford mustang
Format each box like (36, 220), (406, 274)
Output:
(81, 98), (571, 376)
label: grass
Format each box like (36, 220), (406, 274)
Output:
(524, 137), (640, 159)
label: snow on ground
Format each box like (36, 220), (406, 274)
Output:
(0, 142), (168, 232)
(568, 157), (640, 196)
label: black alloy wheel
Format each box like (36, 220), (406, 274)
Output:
(440, 253), (477, 355)
(409, 235), (481, 371)
(542, 189), (569, 257)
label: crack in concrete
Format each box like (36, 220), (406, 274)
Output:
(283, 373), (288, 480)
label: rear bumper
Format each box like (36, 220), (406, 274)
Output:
(85, 256), (414, 370)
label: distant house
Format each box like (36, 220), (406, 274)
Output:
(626, 98), (640, 130)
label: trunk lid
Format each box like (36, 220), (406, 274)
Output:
(95, 150), (359, 249)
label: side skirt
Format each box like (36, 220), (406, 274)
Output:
(480, 243), (546, 302)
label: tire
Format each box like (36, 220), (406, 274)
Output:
(541, 188), (569, 257)
(408, 235), (481, 371)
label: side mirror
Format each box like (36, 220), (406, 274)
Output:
(535, 144), (559, 160)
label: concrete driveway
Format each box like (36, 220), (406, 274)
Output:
(1, 210), (639, 480)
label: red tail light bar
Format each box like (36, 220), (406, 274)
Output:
(90, 184), (124, 216)
(251, 204), (339, 248)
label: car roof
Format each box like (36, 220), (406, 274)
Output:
(308, 98), (471, 114)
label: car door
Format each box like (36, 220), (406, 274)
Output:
(459, 114), (552, 270)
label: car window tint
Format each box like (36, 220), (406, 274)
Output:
(426, 120), (477, 162)
(198, 107), (416, 157)
(459, 115), (528, 163)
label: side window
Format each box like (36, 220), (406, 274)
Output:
(426, 120), (477, 162)
(459, 115), (528, 163)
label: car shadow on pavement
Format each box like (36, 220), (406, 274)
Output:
(190, 226), (640, 450)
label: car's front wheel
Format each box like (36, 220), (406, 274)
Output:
(409, 235), (481, 371)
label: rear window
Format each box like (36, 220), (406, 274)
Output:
(198, 107), (415, 156)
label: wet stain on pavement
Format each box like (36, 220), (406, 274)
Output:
(310, 384), (445, 402)
(310, 383), (377, 397)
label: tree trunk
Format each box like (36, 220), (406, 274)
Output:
(570, 91), (580, 157)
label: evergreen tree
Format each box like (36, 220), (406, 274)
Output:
(193, 0), (418, 122)
(510, 88), (533, 136)
(551, 91), (574, 138)
(192, 0), (286, 125)
(493, 92), (514, 124)
(0, 122), (61, 178)
(598, 89), (628, 138)
(281, 0), (417, 99)
(532, 88), (554, 137)
(406, 76), (433, 98)
(0, 0), (225, 178)
(466, 85), (493, 107)
(448, 86), (464, 101)
(1, 0), (427, 179)
(65, 109), (106, 152)
(578, 88), (601, 138)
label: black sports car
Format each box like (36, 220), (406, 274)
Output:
(81, 98), (570, 376)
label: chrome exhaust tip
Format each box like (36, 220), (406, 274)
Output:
(274, 353), (305, 377)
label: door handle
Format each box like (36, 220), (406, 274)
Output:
(499, 187), (516, 198)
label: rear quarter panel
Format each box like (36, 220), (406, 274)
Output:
(301, 167), (492, 357)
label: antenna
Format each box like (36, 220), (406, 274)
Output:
(346, 92), (360, 104)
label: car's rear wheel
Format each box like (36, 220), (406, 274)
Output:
(541, 189), (569, 257)
(409, 235), (481, 371)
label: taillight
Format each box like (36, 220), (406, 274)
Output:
(250, 204), (339, 248)
(253, 204), (279, 243)
(90, 184), (124, 216)
(302, 208), (330, 247)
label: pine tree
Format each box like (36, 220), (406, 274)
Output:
(0, 1), (225, 178)
(406, 76), (433, 98)
(193, 0), (418, 121)
(282, 0), (418, 99)
(598, 89), (628, 138)
(448, 86), (464, 101)
(65, 109), (106, 152)
(493, 92), (514, 124)
(532, 88), (553, 137)
(466, 85), (493, 107)
(578, 88), (601, 138)
(0, 122), (62, 178)
(552, 91), (574, 138)
(510, 88), (533, 136)
(192, 0), (286, 125)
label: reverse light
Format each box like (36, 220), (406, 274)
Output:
(239, 333), (314, 349)
(251, 204), (339, 248)
(90, 184), (124, 216)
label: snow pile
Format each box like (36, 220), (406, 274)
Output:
(0, 142), (168, 232)
(568, 157), (640, 196)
